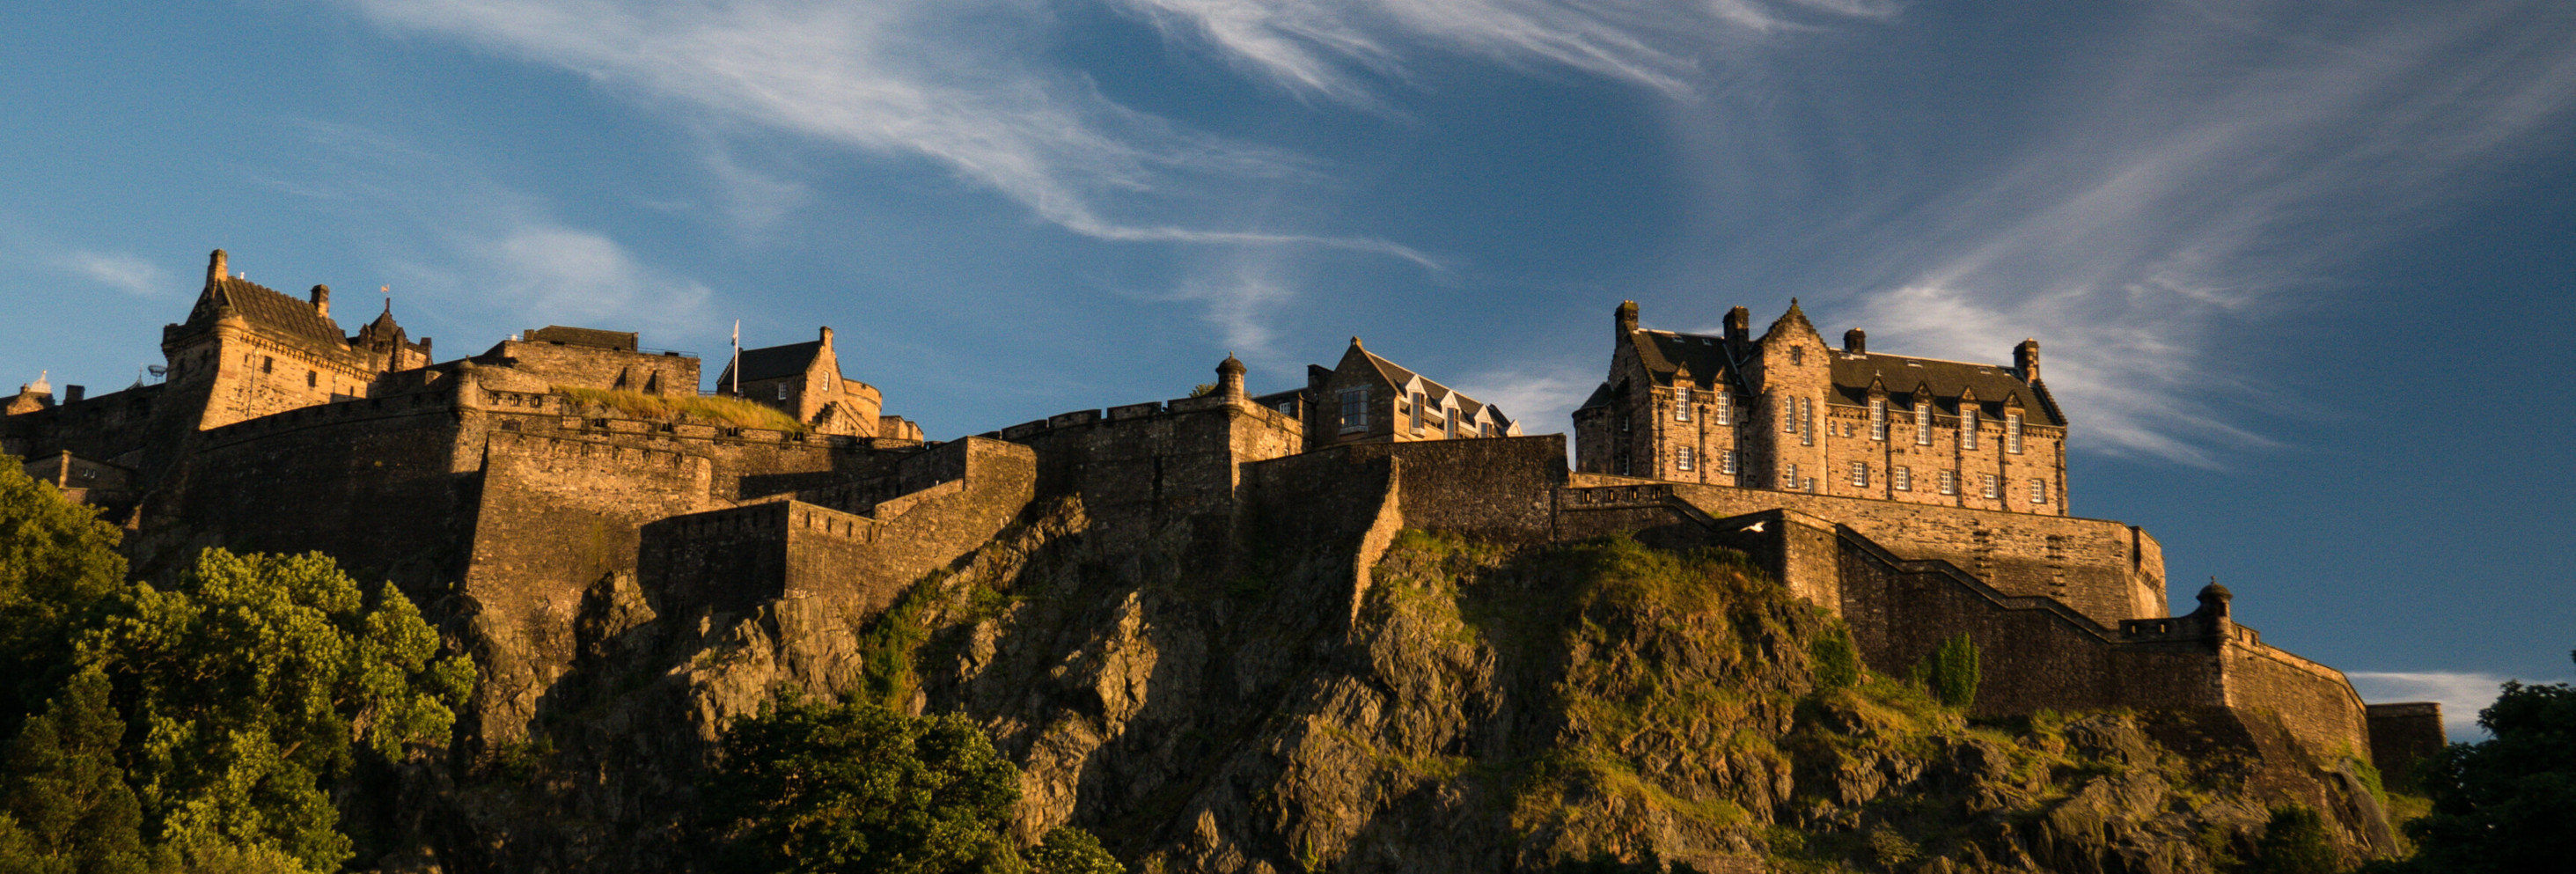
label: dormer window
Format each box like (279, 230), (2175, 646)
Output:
(1868, 399), (1887, 441)
(1914, 401), (1932, 445)
(1962, 408), (1979, 451)
(1410, 392), (1426, 433)
(1675, 386), (1692, 422)
(1714, 398), (1732, 425)
(2007, 412), (2023, 454)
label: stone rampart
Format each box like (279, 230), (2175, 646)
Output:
(994, 395), (1302, 553)
(638, 437), (1037, 620)
(2365, 702), (2446, 787)
(1661, 481), (2163, 625)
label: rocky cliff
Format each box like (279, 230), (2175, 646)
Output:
(407, 493), (2389, 873)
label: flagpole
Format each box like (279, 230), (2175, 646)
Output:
(730, 319), (740, 397)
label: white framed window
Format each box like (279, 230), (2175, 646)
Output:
(1781, 399), (1797, 433)
(1850, 461), (1868, 487)
(2007, 412), (2024, 454)
(1446, 405), (1460, 437)
(1797, 397), (1813, 446)
(1869, 399), (1887, 441)
(1982, 474), (2000, 499)
(1721, 451), (1740, 475)
(1675, 386), (1692, 422)
(1714, 399), (1732, 425)
(1783, 463), (1799, 489)
(1939, 469), (1956, 496)
(1677, 446), (1695, 471)
(1339, 388), (1369, 432)
(2030, 478), (2048, 504)
(1894, 466), (1912, 491)
(1915, 402), (1932, 445)
(1962, 408), (1980, 451)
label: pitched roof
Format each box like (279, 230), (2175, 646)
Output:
(1829, 353), (2065, 425)
(187, 277), (349, 349)
(1342, 344), (1513, 429)
(1629, 330), (1753, 392)
(730, 340), (825, 383)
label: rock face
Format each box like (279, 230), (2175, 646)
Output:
(404, 494), (2391, 873)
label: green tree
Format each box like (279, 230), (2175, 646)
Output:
(1913, 632), (1979, 709)
(2246, 805), (2337, 874)
(2382, 652), (2576, 873)
(703, 695), (1123, 874)
(1808, 626), (1861, 694)
(0, 666), (147, 874)
(77, 549), (473, 872)
(0, 457), (128, 728)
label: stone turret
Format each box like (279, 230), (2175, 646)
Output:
(1216, 354), (1246, 400)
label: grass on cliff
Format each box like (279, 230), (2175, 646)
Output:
(554, 386), (809, 432)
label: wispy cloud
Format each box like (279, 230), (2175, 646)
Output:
(1163, 258), (1299, 371)
(1108, 0), (1898, 105)
(1457, 359), (1594, 435)
(55, 250), (171, 297)
(332, 0), (1427, 261)
(2347, 671), (2570, 741)
(1794, 1), (2576, 465)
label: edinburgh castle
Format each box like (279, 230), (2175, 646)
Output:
(2, 249), (2446, 870)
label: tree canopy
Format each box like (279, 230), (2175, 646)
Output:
(702, 694), (1121, 874)
(2379, 652), (2576, 873)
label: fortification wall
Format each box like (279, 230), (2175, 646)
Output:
(1834, 532), (2223, 717)
(1325, 436), (1566, 542)
(2223, 639), (2373, 767)
(2366, 703), (2445, 786)
(1662, 481), (2165, 625)
(994, 395), (1301, 551)
(1239, 449), (1403, 632)
(479, 339), (699, 396)
(150, 384), (478, 590)
(638, 437), (1037, 620)
(0, 384), (171, 467)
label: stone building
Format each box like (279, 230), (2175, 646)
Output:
(1574, 301), (2068, 515)
(714, 327), (923, 441)
(1260, 338), (1521, 452)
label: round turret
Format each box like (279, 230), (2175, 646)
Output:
(1216, 354), (1246, 400)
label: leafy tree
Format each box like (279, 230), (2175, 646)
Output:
(1808, 626), (1861, 694)
(2379, 652), (2576, 873)
(1912, 632), (1979, 709)
(0, 457), (128, 728)
(0, 666), (147, 874)
(1027, 827), (1122, 874)
(75, 549), (473, 872)
(2246, 805), (2337, 874)
(703, 695), (1123, 874)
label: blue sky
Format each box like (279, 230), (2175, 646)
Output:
(3, 1), (2571, 737)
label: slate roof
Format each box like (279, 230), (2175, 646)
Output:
(1829, 353), (2065, 426)
(187, 277), (348, 349)
(1349, 346), (1512, 430)
(1630, 331), (1755, 392)
(729, 340), (824, 383)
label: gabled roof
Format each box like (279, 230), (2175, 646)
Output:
(730, 340), (825, 383)
(1829, 353), (2065, 425)
(1337, 342), (1514, 430)
(1629, 330), (1754, 393)
(188, 277), (347, 349)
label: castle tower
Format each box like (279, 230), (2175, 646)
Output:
(159, 249), (385, 430)
(716, 326), (904, 438)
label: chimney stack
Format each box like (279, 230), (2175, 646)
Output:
(1844, 328), (1867, 354)
(1724, 306), (1750, 342)
(1615, 300), (1640, 344)
(63, 385), (84, 404)
(2015, 339), (2041, 382)
(206, 250), (228, 288)
(310, 284), (331, 318)
(819, 326), (835, 349)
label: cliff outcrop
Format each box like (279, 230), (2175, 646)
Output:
(407, 490), (2389, 873)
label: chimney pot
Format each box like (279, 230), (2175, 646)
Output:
(2015, 339), (2041, 382)
(1724, 306), (1750, 342)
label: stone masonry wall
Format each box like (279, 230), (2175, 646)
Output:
(2366, 703), (2446, 786)
(1662, 481), (2164, 625)
(2223, 639), (2374, 766)
(480, 339), (700, 396)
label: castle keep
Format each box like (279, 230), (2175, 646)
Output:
(3, 250), (2442, 845)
